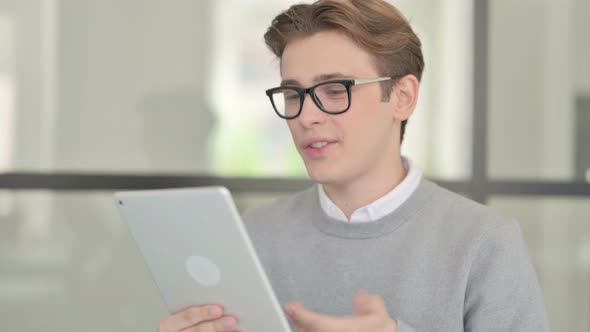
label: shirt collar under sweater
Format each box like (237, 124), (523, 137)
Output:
(311, 177), (436, 239)
(318, 156), (423, 223)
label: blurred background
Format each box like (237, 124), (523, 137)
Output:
(0, 0), (588, 330)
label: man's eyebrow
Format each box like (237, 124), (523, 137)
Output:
(315, 72), (352, 82)
(280, 73), (353, 87)
(280, 79), (301, 87)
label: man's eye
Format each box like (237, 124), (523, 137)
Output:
(326, 89), (346, 96)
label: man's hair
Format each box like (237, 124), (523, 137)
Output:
(264, 0), (424, 143)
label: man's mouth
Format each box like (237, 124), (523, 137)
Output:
(309, 141), (330, 149)
(302, 139), (338, 158)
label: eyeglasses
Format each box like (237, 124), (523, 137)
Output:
(265, 77), (392, 119)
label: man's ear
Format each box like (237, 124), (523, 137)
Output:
(390, 74), (420, 121)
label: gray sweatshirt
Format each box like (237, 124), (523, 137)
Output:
(243, 178), (550, 331)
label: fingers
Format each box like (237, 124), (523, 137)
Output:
(285, 302), (318, 330)
(285, 295), (392, 332)
(180, 316), (238, 332)
(158, 305), (230, 332)
(354, 293), (397, 331)
(285, 302), (354, 332)
(354, 293), (387, 316)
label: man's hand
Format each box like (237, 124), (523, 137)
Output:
(284, 293), (397, 332)
(157, 305), (238, 332)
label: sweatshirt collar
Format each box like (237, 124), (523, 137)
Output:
(318, 156), (423, 223)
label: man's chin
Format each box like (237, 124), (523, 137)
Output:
(305, 165), (338, 185)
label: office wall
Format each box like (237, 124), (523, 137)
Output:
(489, 0), (588, 180)
(488, 0), (590, 330)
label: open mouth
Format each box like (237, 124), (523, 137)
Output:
(309, 141), (330, 149)
(303, 140), (337, 158)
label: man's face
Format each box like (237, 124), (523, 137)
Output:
(280, 30), (401, 186)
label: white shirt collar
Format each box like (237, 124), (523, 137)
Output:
(318, 156), (423, 223)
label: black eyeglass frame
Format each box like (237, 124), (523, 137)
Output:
(265, 77), (392, 120)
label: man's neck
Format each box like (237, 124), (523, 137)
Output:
(322, 155), (407, 220)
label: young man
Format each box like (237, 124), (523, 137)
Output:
(158, 1), (550, 331)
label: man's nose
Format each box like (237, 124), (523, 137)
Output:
(297, 93), (327, 127)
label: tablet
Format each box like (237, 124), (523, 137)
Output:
(114, 187), (292, 332)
